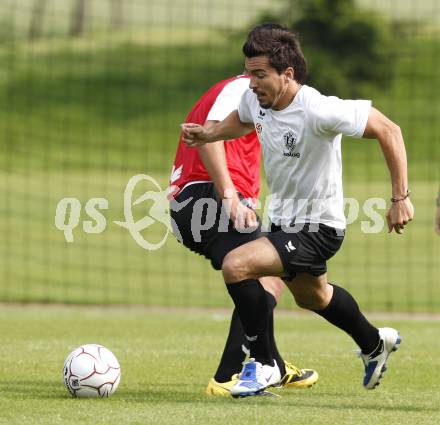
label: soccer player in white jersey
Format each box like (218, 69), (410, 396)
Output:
(170, 75), (318, 395)
(182, 24), (414, 397)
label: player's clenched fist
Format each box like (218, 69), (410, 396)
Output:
(386, 197), (414, 234)
(180, 123), (208, 147)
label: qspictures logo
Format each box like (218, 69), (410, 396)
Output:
(54, 174), (188, 251)
(54, 174), (389, 250)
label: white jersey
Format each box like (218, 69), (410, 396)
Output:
(238, 85), (371, 229)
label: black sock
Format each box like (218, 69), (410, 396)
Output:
(266, 291), (286, 376)
(227, 279), (273, 365)
(314, 284), (380, 354)
(214, 308), (248, 383)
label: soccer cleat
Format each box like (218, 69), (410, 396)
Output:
(278, 361), (319, 388)
(230, 358), (281, 397)
(359, 327), (401, 390)
(205, 374), (239, 396)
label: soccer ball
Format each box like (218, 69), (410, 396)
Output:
(63, 344), (121, 398)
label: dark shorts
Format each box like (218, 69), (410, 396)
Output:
(267, 223), (345, 280)
(170, 183), (262, 270)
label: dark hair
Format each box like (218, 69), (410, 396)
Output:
(242, 24), (307, 84)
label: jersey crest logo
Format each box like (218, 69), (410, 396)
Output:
(255, 123), (263, 134)
(282, 130), (300, 158)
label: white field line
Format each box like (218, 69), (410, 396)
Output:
(1, 302), (440, 321)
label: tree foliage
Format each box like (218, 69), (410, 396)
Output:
(258, 0), (399, 97)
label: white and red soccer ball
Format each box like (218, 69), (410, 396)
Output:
(63, 344), (121, 398)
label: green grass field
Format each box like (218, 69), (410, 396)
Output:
(0, 306), (439, 425)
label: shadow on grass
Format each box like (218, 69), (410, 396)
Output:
(0, 380), (71, 400)
(111, 386), (440, 414)
(0, 380), (207, 403)
(279, 398), (440, 414)
(118, 385), (440, 414)
(2, 381), (439, 415)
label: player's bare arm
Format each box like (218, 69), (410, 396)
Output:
(362, 107), (414, 234)
(181, 110), (254, 147)
(198, 121), (257, 229)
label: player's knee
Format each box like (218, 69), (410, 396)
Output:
(260, 277), (284, 302)
(222, 252), (249, 283)
(293, 286), (329, 310)
(293, 294), (315, 310)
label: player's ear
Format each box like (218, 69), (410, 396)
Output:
(284, 67), (294, 82)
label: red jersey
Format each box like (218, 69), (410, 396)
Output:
(170, 76), (260, 200)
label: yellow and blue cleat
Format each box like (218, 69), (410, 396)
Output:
(277, 361), (319, 388)
(206, 374), (239, 396)
(206, 361), (318, 396)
